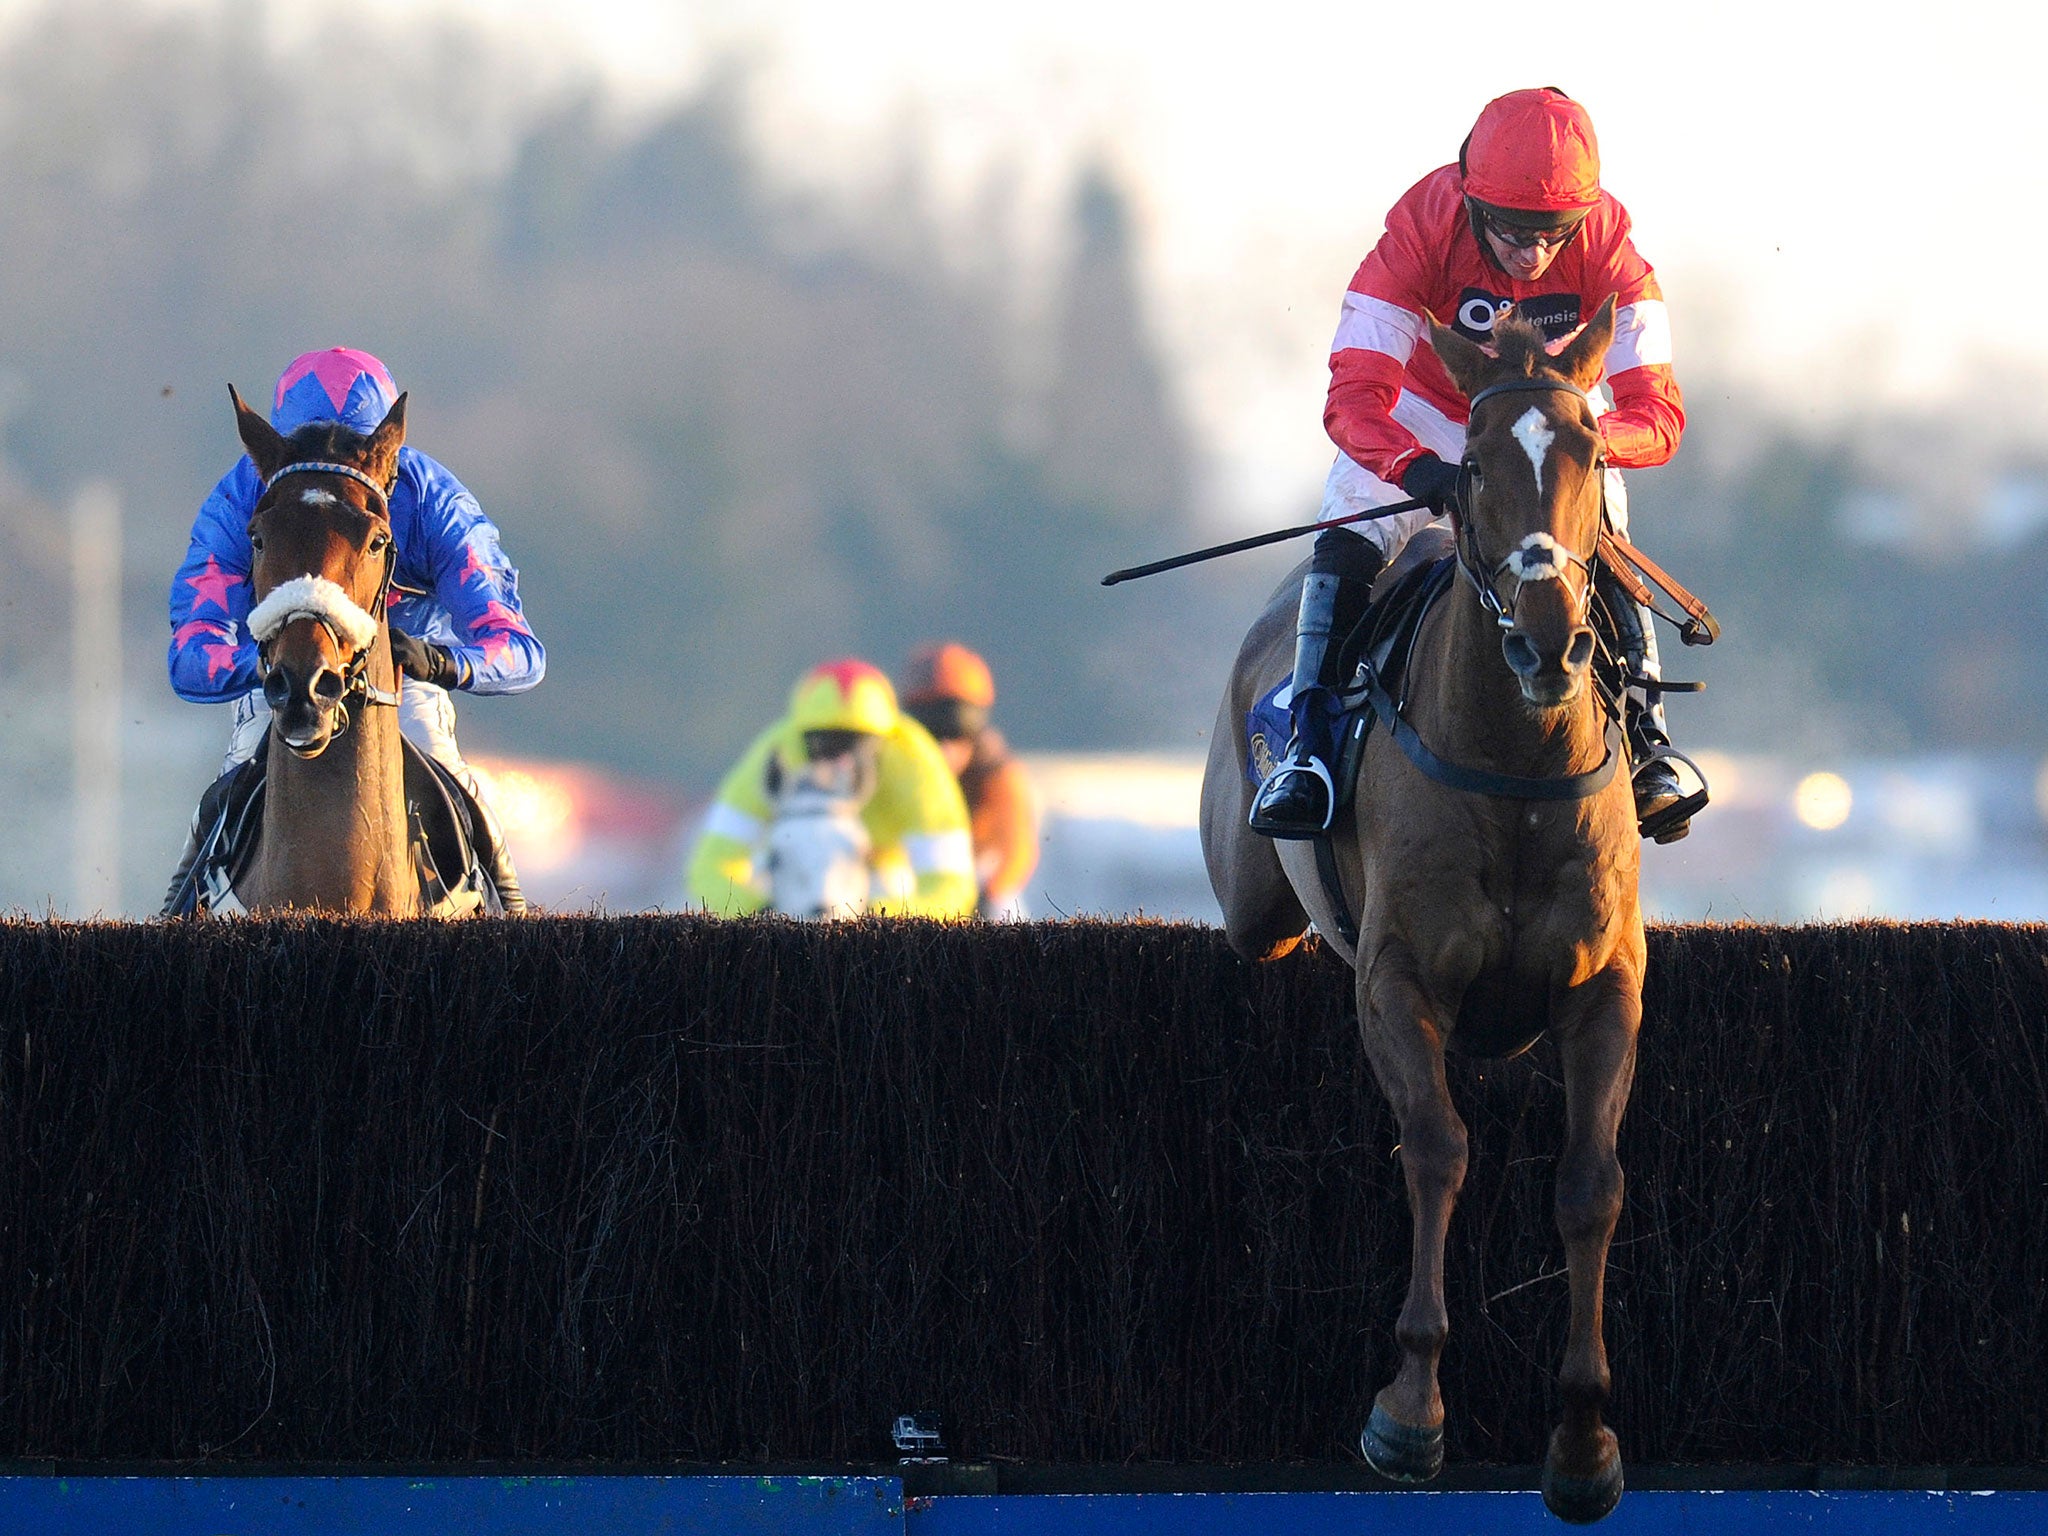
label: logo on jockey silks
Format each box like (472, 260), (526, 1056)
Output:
(1452, 289), (1584, 345)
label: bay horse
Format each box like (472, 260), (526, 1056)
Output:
(228, 385), (419, 914)
(1201, 300), (1642, 1522)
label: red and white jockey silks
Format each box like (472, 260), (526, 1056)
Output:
(1322, 164), (1684, 502)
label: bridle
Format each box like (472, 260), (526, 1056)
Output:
(253, 460), (402, 733)
(1452, 376), (1601, 632)
(1356, 367), (1625, 803)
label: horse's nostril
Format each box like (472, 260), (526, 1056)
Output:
(263, 669), (293, 708)
(1502, 633), (1541, 678)
(311, 668), (345, 706)
(1566, 629), (1595, 669)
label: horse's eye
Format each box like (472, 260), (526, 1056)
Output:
(368, 532), (390, 553)
(249, 534), (264, 552)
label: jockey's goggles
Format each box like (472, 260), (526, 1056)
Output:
(802, 728), (876, 762)
(905, 698), (988, 744)
(1480, 211), (1586, 252)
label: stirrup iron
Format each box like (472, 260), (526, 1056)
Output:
(1248, 751), (1336, 839)
(1634, 742), (1709, 844)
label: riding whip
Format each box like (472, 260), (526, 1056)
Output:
(1100, 496), (1429, 585)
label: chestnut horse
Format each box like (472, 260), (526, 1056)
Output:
(228, 385), (419, 914)
(1202, 301), (1641, 1522)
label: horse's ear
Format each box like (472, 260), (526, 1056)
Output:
(362, 392), (408, 486)
(1425, 310), (1494, 397)
(230, 385), (289, 479)
(1553, 294), (1617, 391)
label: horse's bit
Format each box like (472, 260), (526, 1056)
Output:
(254, 460), (402, 732)
(1452, 376), (1601, 631)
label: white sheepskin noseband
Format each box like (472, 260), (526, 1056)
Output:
(247, 575), (379, 650)
(1503, 532), (1570, 582)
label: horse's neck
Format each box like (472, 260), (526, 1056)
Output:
(252, 661), (415, 915)
(1417, 587), (1606, 777)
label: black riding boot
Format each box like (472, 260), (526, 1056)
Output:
(1249, 527), (1385, 839)
(471, 794), (528, 915)
(1599, 572), (1708, 844)
(161, 767), (239, 916)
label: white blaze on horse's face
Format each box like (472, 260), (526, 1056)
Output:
(1511, 405), (1556, 497)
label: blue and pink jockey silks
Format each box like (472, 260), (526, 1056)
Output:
(166, 350), (544, 704)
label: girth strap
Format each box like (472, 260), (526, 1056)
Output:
(1314, 832), (1358, 948)
(1364, 676), (1624, 801)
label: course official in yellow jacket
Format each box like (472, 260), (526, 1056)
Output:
(686, 659), (978, 918)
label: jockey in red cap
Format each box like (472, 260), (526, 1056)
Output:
(1249, 87), (1702, 845)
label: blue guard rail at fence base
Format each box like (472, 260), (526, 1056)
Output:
(2, 1478), (2046, 1534)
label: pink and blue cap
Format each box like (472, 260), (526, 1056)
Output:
(271, 347), (399, 436)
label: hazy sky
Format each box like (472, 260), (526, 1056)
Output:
(36, 0), (2044, 521)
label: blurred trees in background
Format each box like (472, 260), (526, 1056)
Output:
(0, 1), (2043, 793)
(0, 2), (1224, 784)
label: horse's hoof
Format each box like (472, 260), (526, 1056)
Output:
(1359, 1403), (1444, 1483)
(1541, 1430), (1623, 1524)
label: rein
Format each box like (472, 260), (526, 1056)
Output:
(254, 462), (403, 731)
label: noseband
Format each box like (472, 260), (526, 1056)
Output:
(1454, 376), (1600, 630)
(253, 461), (402, 733)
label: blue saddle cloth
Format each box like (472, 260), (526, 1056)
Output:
(1242, 555), (1457, 793)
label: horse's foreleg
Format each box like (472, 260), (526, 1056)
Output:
(1543, 965), (1641, 1524)
(1357, 958), (1466, 1481)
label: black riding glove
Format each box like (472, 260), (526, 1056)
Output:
(1401, 453), (1464, 517)
(389, 628), (463, 689)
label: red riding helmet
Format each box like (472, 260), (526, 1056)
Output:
(1461, 87), (1601, 222)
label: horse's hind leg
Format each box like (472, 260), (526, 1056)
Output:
(1356, 955), (1466, 1482)
(1543, 964), (1642, 1524)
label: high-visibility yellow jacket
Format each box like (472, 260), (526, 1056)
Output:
(686, 716), (977, 918)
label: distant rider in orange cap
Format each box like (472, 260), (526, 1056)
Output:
(899, 643), (1042, 920)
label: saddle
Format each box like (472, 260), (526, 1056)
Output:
(1243, 526), (1715, 945)
(168, 737), (509, 918)
(1243, 545), (1457, 816)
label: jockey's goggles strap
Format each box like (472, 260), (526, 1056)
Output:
(268, 460), (394, 508)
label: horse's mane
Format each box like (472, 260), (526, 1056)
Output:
(1484, 308), (1564, 381)
(281, 419), (376, 463)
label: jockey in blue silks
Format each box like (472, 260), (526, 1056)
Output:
(163, 347), (544, 912)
